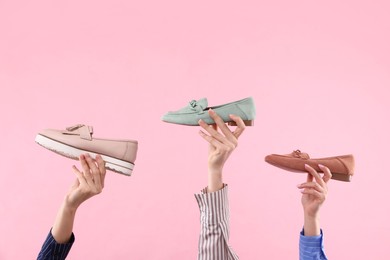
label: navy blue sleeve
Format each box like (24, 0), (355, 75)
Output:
(37, 230), (75, 260)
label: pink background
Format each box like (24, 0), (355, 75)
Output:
(1, 0), (389, 259)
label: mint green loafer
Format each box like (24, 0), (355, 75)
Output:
(161, 97), (256, 126)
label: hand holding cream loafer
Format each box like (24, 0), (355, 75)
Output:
(265, 150), (355, 182)
(161, 97), (256, 126)
(35, 124), (138, 176)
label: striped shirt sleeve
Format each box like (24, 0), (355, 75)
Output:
(299, 229), (328, 260)
(194, 185), (239, 260)
(37, 229), (74, 260)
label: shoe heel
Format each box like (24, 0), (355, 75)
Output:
(331, 173), (352, 182)
(228, 120), (254, 126)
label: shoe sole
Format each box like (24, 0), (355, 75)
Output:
(265, 162), (352, 182)
(228, 120), (254, 126)
(163, 119), (255, 126)
(35, 134), (134, 176)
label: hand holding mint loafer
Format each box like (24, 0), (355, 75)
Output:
(161, 97), (256, 126)
(35, 124), (138, 176)
(265, 150), (355, 182)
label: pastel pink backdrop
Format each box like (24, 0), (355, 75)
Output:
(1, 0), (389, 259)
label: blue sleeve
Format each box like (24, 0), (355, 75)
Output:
(37, 229), (75, 260)
(299, 229), (328, 260)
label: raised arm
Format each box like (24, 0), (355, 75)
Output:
(298, 164), (331, 260)
(195, 109), (245, 260)
(37, 154), (106, 260)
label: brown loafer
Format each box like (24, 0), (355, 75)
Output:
(264, 150), (355, 182)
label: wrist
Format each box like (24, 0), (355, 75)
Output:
(63, 196), (80, 213)
(208, 165), (223, 175)
(304, 209), (320, 219)
(303, 214), (320, 236)
(304, 212), (320, 226)
(207, 170), (223, 193)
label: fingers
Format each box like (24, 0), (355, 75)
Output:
(304, 164), (325, 187)
(95, 155), (106, 188)
(72, 164), (87, 186)
(304, 164), (332, 186)
(198, 129), (232, 152)
(208, 109), (243, 141)
(319, 164), (332, 183)
(198, 109), (246, 147)
(299, 186), (324, 198)
(229, 114), (246, 139)
(198, 119), (237, 148)
(298, 182), (325, 194)
(306, 171), (314, 183)
(299, 164), (329, 199)
(208, 109), (246, 139)
(78, 154), (104, 192)
(80, 154), (94, 185)
(84, 154), (103, 191)
(298, 182), (326, 203)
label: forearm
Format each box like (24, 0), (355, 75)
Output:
(207, 168), (224, 192)
(303, 213), (320, 236)
(52, 200), (77, 243)
(37, 206), (76, 260)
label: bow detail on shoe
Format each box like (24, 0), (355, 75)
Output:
(188, 98), (208, 113)
(66, 124), (86, 131)
(292, 150), (310, 159)
(65, 124), (93, 141)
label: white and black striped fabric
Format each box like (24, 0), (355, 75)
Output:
(195, 185), (239, 260)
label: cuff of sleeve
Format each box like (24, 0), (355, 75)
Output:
(300, 228), (324, 248)
(299, 229), (327, 259)
(39, 229), (75, 259)
(46, 230), (75, 256)
(194, 184), (229, 224)
(48, 229), (75, 244)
